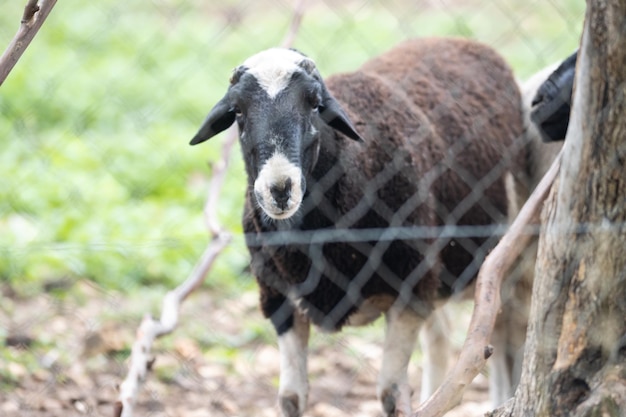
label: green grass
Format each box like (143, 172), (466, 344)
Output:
(0, 0), (585, 296)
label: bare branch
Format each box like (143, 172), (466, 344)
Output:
(0, 0), (58, 86)
(412, 149), (563, 417)
(113, 1), (308, 415)
(22, 0), (40, 23)
(114, 130), (237, 417)
(114, 234), (231, 417)
(280, 0), (308, 48)
(204, 129), (238, 235)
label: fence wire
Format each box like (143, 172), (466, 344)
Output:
(0, 1), (586, 416)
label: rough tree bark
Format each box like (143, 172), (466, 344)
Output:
(489, 1), (626, 416)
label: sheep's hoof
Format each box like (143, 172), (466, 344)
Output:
(279, 392), (302, 417)
(381, 384), (411, 417)
(381, 388), (397, 416)
(381, 383), (402, 416)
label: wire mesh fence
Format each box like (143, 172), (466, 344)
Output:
(0, 1), (585, 416)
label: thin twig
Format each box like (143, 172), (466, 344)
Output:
(412, 149), (563, 417)
(0, 0), (58, 86)
(204, 129), (239, 235)
(114, 1), (308, 415)
(114, 132), (236, 417)
(281, 0), (308, 48)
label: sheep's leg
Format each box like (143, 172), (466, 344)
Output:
(489, 268), (531, 406)
(419, 308), (451, 402)
(489, 322), (514, 406)
(277, 308), (310, 417)
(378, 309), (422, 417)
(488, 236), (535, 406)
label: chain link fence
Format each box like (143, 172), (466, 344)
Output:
(0, 1), (584, 416)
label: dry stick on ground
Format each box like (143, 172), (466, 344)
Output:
(113, 2), (308, 416)
(412, 149), (563, 417)
(0, 0), (58, 86)
(113, 130), (237, 417)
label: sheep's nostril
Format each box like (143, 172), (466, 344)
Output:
(270, 178), (292, 209)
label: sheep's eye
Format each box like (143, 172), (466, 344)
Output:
(308, 95), (321, 112)
(232, 105), (243, 116)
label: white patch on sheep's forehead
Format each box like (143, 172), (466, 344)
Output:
(254, 152), (303, 220)
(243, 48), (310, 99)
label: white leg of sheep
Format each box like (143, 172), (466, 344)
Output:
(278, 310), (310, 417)
(378, 308), (422, 416)
(488, 321), (514, 405)
(419, 309), (451, 403)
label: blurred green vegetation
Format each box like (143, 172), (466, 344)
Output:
(0, 0), (584, 296)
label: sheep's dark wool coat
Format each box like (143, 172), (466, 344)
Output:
(243, 38), (525, 334)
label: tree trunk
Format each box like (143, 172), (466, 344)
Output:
(489, 1), (626, 416)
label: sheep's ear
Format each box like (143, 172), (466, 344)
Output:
(319, 93), (364, 142)
(190, 95), (236, 145)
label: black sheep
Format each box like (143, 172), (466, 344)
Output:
(191, 38), (527, 416)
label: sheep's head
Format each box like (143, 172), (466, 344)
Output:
(190, 48), (362, 221)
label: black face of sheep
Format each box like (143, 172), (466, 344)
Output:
(190, 48), (362, 221)
(530, 50), (577, 142)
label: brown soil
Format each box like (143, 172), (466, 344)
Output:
(0, 281), (492, 417)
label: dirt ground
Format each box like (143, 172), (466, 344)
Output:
(0, 280), (493, 417)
